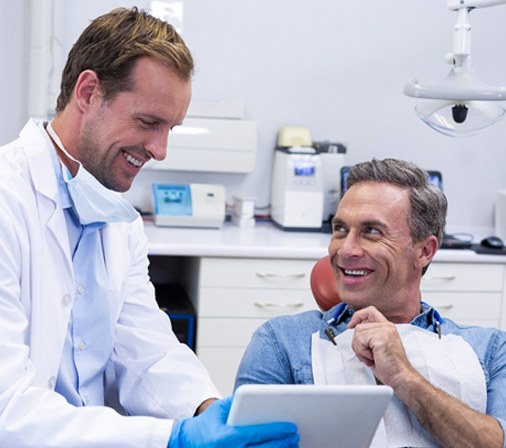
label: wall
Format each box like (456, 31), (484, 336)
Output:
(0, 0), (30, 142)
(3, 0), (506, 235)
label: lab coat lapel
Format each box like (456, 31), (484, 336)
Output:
(18, 119), (74, 387)
(20, 119), (73, 275)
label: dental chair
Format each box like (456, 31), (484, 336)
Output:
(310, 255), (341, 311)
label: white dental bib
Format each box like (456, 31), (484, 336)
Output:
(311, 324), (486, 447)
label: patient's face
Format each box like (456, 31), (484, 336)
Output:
(328, 181), (425, 321)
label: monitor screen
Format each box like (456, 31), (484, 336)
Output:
(152, 184), (192, 216)
(427, 171), (443, 190)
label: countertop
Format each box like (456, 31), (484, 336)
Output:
(144, 220), (506, 263)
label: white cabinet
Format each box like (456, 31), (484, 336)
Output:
(421, 262), (504, 328)
(194, 257), (318, 395)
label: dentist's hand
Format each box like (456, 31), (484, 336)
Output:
(168, 395), (299, 448)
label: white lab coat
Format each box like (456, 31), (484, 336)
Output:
(0, 119), (220, 447)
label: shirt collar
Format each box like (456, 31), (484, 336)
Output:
(325, 301), (442, 332)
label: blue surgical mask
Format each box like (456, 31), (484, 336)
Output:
(46, 122), (139, 225)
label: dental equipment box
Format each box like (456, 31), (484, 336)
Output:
(144, 117), (257, 173)
(152, 183), (226, 229)
(270, 128), (324, 231)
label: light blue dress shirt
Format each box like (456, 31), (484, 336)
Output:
(235, 302), (506, 447)
(49, 143), (114, 407)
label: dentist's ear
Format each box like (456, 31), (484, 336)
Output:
(73, 70), (101, 112)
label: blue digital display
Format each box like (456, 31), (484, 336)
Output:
(294, 163), (315, 176)
(152, 184), (192, 216)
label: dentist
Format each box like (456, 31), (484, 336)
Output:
(0, 7), (298, 448)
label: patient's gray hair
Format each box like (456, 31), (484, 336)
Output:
(346, 158), (447, 248)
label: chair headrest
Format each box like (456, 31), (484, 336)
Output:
(310, 255), (341, 311)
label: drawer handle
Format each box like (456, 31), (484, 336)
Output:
(254, 302), (305, 309)
(255, 272), (306, 279)
(423, 275), (456, 282)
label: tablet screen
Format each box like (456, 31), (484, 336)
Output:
(227, 384), (393, 448)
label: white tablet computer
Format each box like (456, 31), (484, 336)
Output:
(227, 384), (393, 448)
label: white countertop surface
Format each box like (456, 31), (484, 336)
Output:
(144, 220), (506, 263)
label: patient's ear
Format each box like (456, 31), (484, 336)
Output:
(418, 235), (439, 271)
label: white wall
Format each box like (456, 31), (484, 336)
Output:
(3, 0), (506, 235)
(0, 0), (30, 142)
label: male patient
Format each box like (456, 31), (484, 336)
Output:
(235, 158), (506, 447)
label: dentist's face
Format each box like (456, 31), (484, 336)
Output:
(76, 57), (191, 192)
(328, 181), (427, 321)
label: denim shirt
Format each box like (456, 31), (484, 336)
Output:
(235, 302), (506, 447)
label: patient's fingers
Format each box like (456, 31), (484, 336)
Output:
(347, 306), (388, 328)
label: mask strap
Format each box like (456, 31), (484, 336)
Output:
(46, 121), (81, 165)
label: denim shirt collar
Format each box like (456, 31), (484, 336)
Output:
(322, 301), (442, 334)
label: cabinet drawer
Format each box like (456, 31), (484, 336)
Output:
(423, 292), (501, 326)
(200, 257), (315, 289)
(422, 263), (503, 292)
(199, 287), (317, 317)
(197, 318), (266, 347)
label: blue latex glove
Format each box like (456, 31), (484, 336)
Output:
(168, 396), (299, 448)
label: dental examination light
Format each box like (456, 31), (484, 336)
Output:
(404, 0), (506, 137)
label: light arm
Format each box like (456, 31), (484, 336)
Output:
(404, 0), (506, 136)
(448, 0), (506, 11)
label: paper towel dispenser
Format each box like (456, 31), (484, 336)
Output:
(144, 117), (257, 173)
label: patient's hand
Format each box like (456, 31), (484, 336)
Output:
(347, 306), (418, 390)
